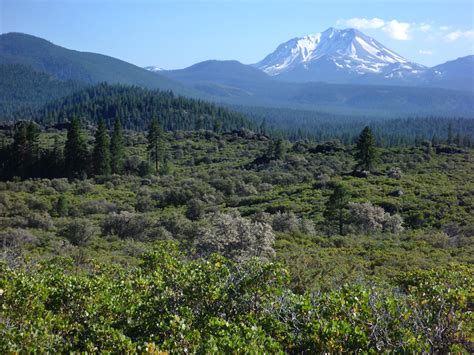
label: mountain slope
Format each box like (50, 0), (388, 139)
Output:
(0, 64), (86, 118)
(254, 28), (425, 84)
(0, 32), (191, 94)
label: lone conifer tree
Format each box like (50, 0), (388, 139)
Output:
(147, 118), (165, 172)
(354, 126), (377, 172)
(93, 119), (111, 176)
(64, 117), (88, 178)
(447, 123), (453, 145)
(324, 183), (350, 235)
(110, 117), (124, 174)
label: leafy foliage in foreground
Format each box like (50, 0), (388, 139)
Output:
(1, 245), (472, 353)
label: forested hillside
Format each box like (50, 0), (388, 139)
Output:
(12, 84), (252, 131)
(0, 64), (85, 118)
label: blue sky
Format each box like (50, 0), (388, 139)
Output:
(1, 0), (473, 69)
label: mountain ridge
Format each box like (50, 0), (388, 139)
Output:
(146, 28), (473, 91)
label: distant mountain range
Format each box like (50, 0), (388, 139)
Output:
(150, 27), (473, 92)
(0, 31), (473, 120)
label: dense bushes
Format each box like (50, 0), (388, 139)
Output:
(1, 246), (472, 353)
(102, 212), (151, 240)
(0, 228), (38, 250)
(79, 199), (116, 215)
(349, 202), (404, 234)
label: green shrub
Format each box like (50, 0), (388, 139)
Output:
(0, 248), (471, 353)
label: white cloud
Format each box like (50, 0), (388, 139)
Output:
(345, 17), (385, 29)
(343, 17), (411, 40)
(342, 17), (473, 42)
(382, 20), (411, 40)
(418, 24), (432, 33)
(419, 50), (433, 55)
(444, 30), (474, 41)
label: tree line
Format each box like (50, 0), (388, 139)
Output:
(0, 117), (169, 180)
(235, 105), (474, 145)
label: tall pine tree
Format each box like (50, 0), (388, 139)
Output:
(323, 183), (350, 235)
(354, 126), (377, 172)
(147, 118), (165, 172)
(65, 117), (88, 179)
(25, 122), (40, 176)
(93, 119), (111, 176)
(110, 117), (124, 174)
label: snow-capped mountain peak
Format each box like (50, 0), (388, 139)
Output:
(254, 28), (425, 82)
(144, 65), (165, 72)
